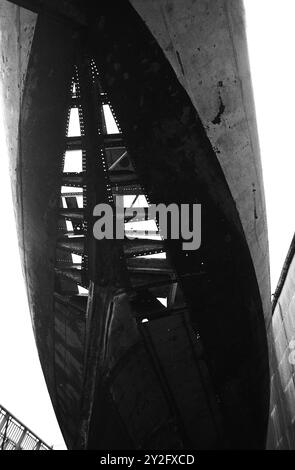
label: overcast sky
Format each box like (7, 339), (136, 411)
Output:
(244, 0), (295, 291)
(0, 0), (294, 450)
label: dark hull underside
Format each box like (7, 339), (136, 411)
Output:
(5, 0), (270, 449)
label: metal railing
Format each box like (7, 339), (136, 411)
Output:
(0, 405), (51, 450)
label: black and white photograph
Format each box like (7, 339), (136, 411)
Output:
(0, 0), (293, 457)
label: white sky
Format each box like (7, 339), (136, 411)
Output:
(244, 0), (295, 291)
(0, 0), (294, 450)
